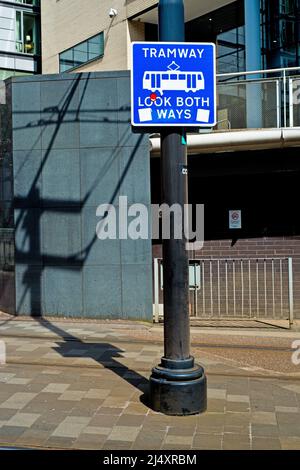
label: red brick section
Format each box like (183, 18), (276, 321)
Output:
(153, 236), (300, 319)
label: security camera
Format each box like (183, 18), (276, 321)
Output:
(109, 8), (118, 18)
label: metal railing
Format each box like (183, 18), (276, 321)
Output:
(215, 66), (300, 131)
(153, 257), (294, 327)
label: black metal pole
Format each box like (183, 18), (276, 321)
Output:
(149, 0), (207, 416)
(161, 132), (190, 361)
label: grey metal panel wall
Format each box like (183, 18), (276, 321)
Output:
(12, 72), (152, 320)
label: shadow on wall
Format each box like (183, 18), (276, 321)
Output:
(12, 73), (148, 318)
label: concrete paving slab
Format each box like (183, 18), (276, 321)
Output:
(1, 317), (300, 449)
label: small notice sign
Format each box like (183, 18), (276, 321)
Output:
(229, 210), (242, 230)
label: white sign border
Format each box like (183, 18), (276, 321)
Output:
(131, 41), (217, 128)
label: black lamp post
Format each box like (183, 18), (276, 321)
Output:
(149, 0), (207, 416)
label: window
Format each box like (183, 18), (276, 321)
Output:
(15, 10), (39, 55)
(162, 74), (169, 79)
(59, 33), (104, 72)
(15, 0), (40, 5)
(261, 0), (300, 68)
(179, 74), (186, 80)
(185, 0), (245, 75)
(170, 74), (177, 80)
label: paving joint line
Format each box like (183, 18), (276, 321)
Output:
(0, 332), (296, 352)
(3, 358), (300, 381)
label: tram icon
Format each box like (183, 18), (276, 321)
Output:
(143, 69), (205, 94)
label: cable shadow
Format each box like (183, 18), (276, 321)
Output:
(10, 72), (145, 318)
(36, 317), (149, 397)
(2, 74), (152, 408)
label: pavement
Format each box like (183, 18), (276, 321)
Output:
(0, 314), (300, 450)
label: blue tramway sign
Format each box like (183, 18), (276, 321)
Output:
(131, 42), (216, 127)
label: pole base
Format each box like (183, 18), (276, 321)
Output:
(149, 357), (207, 416)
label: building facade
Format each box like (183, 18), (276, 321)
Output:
(1, 0), (300, 321)
(41, 0), (247, 75)
(41, 0), (300, 75)
(0, 0), (41, 80)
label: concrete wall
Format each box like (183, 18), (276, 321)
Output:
(10, 71), (153, 320)
(0, 79), (14, 314)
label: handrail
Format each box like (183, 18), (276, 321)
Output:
(217, 65), (300, 79)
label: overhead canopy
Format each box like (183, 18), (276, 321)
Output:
(130, 0), (234, 24)
(150, 128), (300, 156)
